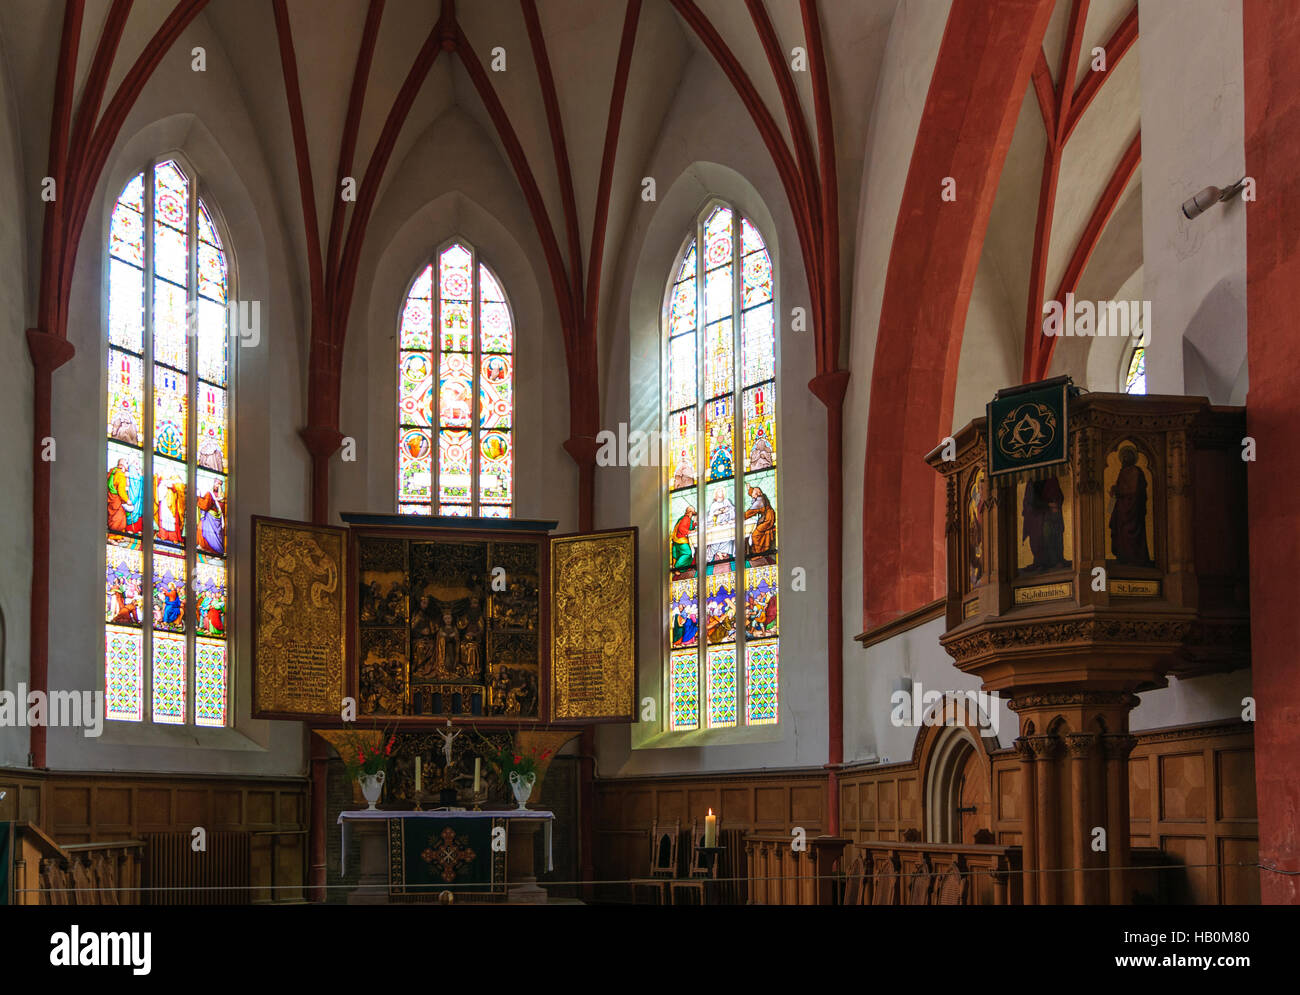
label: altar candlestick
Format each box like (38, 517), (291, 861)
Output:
(704, 809), (717, 848)
(473, 758), (481, 794)
(415, 756), (422, 794)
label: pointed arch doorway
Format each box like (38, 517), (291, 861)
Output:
(920, 705), (996, 845)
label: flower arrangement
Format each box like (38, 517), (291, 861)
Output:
(337, 725), (397, 780)
(476, 734), (554, 782)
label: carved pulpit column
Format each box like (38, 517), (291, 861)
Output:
(1028, 734), (1063, 904)
(1013, 737), (1038, 905)
(1064, 732), (1098, 905)
(929, 391), (1248, 905)
(1102, 733), (1139, 905)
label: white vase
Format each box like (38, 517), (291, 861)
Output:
(358, 770), (386, 811)
(509, 770), (536, 810)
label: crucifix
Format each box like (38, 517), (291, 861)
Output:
(436, 719), (459, 768)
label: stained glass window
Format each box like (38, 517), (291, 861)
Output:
(1124, 345), (1146, 394)
(104, 160), (230, 727)
(665, 203), (779, 730)
(398, 242), (514, 517)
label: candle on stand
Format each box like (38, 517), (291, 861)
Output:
(704, 808), (717, 848)
(473, 757), (481, 794)
(415, 756), (422, 794)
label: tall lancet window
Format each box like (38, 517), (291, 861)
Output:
(397, 241), (514, 517)
(664, 203), (779, 731)
(105, 159), (231, 726)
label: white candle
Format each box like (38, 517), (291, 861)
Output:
(704, 809), (717, 848)
(415, 756), (422, 793)
(473, 758), (481, 794)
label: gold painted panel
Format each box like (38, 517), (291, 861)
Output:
(252, 518), (347, 719)
(550, 529), (637, 721)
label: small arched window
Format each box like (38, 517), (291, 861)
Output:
(1124, 344), (1146, 394)
(397, 241), (514, 517)
(105, 159), (231, 726)
(664, 202), (778, 731)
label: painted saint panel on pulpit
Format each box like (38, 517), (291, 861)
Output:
(1104, 442), (1157, 567)
(1016, 468), (1074, 574)
(966, 467), (987, 589)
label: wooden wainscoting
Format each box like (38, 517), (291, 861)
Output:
(1128, 720), (1258, 904)
(837, 718), (1257, 904)
(593, 767), (827, 902)
(0, 769), (309, 904)
(839, 760), (924, 843)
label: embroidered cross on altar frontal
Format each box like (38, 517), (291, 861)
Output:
(387, 815), (506, 899)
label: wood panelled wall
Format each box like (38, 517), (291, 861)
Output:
(0, 769), (309, 902)
(593, 768), (826, 891)
(594, 721), (1257, 903)
(1129, 721), (1258, 904)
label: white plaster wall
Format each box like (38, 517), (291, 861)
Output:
(45, 17), (309, 774)
(337, 108), (574, 532)
(596, 53), (825, 775)
(0, 27), (33, 767)
(1132, 669), (1253, 732)
(1138, 0), (1247, 401)
(841, 0), (953, 765)
(952, 252), (1021, 431)
(848, 618), (1017, 766)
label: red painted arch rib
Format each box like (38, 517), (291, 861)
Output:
(862, 0), (1054, 631)
(326, 0), (385, 290)
(1032, 129), (1141, 381)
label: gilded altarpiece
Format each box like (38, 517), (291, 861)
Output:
(252, 518), (348, 720)
(551, 529), (638, 722)
(355, 529), (544, 721)
(251, 515), (638, 725)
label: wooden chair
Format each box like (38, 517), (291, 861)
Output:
(668, 818), (716, 905)
(935, 862), (968, 905)
(869, 851), (899, 905)
(629, 820), (679, 905)
(842, 854), (867, 905)
(906, 855), (932, 906)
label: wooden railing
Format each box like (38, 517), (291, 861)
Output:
(743, 833), (850, 905)
(847, 841), (1023, 906)
(8, 823), (144, 905)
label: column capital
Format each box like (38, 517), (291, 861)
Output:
(1027, 735), (1064, 760)
(563, 434), (601, 468)
(807, 369), (850, 409)
(26, 328), (75, 373)
(1065, 732), (1099, 758)
(299, 425), (344, 460)
(1101, 734), (1139, 760)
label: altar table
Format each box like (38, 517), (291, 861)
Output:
(338, 809), (555, 904)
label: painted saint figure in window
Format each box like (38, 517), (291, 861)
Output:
(665, 203), (779, 731)
(104, 160), (231, 727)
(397, 242), (515, 517)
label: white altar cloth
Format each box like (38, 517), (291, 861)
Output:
(337, 809), (555, 876)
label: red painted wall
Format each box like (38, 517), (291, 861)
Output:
(1243, 0), (1300, 904)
